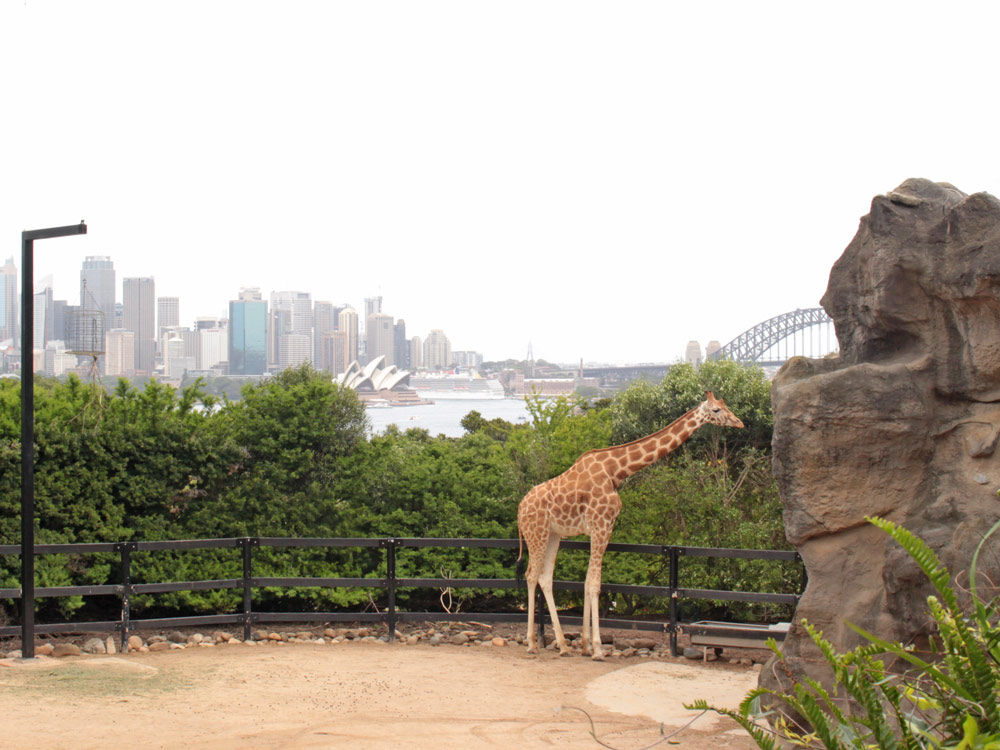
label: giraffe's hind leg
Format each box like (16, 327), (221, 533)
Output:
(538, 532), (571, 656)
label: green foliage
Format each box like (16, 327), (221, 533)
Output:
(0, 359), (786, 623)
(693, 516), (1000, 750)
(610, 359), (773, 456)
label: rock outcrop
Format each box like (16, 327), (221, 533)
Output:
(764, 178), (1000, 691)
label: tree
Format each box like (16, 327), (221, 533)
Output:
(609, 359), (773, 457)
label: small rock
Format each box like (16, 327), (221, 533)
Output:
(451, 634), (469, 645)
(166, 631), (186, 644)
(35, 643), (54, 656)
(187, 633), (204, 645)
(53, 643), (82, 658)
(632, 638), (657, 650)
(683, 647), (702, 660)
(137, 646), (149, 653)
(105, 636), (117, 655)
(268, 633), (283, 641)
(406, 636), (419, 646)
(621, 647), (637, 658)
(243, 640), (257, 646)
(252, 629), (269, 641)
(323, 629), (337, 638)
(82, 638), (106, 655)
(149, 641), (171, 652)
(492, 637), (505, 647)
(740, 657), (753, 666)
(296, 631), (313, 641)
(7, 650), (21, 658)
(127, 635), (144, 651)
(212, 631), (233, 643)
(169, 643), (185, 650)
(147, 635), (166, 644)
(429, 635), (441, 646)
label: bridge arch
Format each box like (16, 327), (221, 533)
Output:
(708, 307), (837, 367)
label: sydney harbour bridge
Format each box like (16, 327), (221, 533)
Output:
(581, 307), (837, 384)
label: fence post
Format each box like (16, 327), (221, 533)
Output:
(668, 545), (680, 657)
(384, 538), (397, 642)
(116, 542), (136, 653)
(240, 538), (255, 642)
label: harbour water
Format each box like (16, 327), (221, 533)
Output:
(365, 398), (531, 438)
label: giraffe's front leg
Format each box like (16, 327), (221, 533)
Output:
(581, 586), (593, 656)
(585, 547), (607, 661)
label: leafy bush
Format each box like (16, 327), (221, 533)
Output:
(691, 515), (1000, 750)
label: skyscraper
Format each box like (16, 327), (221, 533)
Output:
(269, 291), (313, 369)
(394, 319), (409, 370)
(80, 256), (115, 330)
(313, 301), (336, 372)
(229, 289), (267, 375)
(423, 329), (451, 369)
(338, 307), (359, 365)
(123, 277), (156, 373)
(366, 312), (395, 366)
(0, 257), (17, 343)
(157, 297), (179, 345)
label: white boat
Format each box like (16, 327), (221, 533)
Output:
(409, 373), (506, 400)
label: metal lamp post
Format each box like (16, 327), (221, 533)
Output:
(20, 221), (87, 658)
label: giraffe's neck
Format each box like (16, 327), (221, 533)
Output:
(606, 406), (708, 484)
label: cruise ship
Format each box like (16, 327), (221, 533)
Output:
(409, 371), (506, 400)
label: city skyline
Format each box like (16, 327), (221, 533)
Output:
(6, 4), (1000, 366)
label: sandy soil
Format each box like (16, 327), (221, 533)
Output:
(0, 640), (763, 750)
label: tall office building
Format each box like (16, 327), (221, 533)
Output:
(324, 331), (349, 376)
(198, 328), (227, 370)
(394, 319), (409, 370)
(105, 329), (136, 376)
(0, 257), (17, 343)
(685, 341), (703, 367)
(270, 291), (313, 369)
(123, 277), (156, 373)
(409, 335), (422, 370)
(229, 289), (267, 375)
(364, 296), (382, 321)
(157, 297), (180, 346)
(423, 329), (451, 369)
(313, 301), (336, 371)
(366, 312), (395, 366)
(338, 307), (358, 365)
(80, 256), (115, 331)
(33, 283), (53, 352)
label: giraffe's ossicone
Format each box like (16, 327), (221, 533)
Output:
(516, 391), (744, 660)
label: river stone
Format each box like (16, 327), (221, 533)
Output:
(166, 631), (186, 643)
(763, 178), (1000, 696)
(127, 635), (144, 651)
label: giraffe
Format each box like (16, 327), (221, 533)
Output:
(516, 391), (744, 660)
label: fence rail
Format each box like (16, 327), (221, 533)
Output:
(0, 537), (803, 656)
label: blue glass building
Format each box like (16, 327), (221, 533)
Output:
(229, 297), (267, 375)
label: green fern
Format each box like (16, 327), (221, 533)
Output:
(690, 515), (1000, 750)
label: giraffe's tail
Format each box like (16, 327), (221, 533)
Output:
(515, 529), (527, 586)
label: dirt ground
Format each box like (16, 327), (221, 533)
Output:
(0, 636), (764, 750)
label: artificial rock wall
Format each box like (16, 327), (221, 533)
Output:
(763, 178), (1000, 690)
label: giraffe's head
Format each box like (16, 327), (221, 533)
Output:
(698, 391), (744, 428)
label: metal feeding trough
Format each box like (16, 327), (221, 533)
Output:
(687, 620), (790, 657)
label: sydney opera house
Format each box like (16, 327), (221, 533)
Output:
(334, 356), (430, 406)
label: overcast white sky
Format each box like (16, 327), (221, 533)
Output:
(3, 2), (998, 365)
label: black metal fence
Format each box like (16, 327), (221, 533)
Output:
(0, 537), (803, 656)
